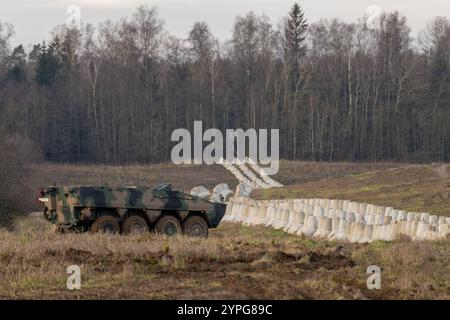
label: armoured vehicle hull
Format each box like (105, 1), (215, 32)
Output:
(39, 183), (226, 237)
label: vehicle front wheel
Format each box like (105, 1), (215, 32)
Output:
(154, 215), (182, 236)
(182, 216), (209, 238)
(91, 215), (120, 234)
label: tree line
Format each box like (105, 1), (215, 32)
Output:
(0, 4), (449, 164)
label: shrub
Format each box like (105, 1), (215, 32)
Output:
(0, 131), (40, 227)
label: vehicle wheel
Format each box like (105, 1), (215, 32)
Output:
(91, 215), (120, 234)
(121, 215), (149, 234)
(182, 216), (209, 238)
(154, 215), (182, 236)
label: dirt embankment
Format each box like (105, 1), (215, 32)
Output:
(256, 164), (450, 216)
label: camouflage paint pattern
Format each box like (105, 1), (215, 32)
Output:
(41, 184), (225, 230)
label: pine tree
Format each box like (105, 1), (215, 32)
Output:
(284, 3), (308, 63)
(34, 38), (61, 87)
(6, 44), (27, 82)
(283, 3), (309, 160)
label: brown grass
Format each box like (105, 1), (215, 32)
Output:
(2, 161), (448, 299)
(31, 162), (236, 193)
(30, 160), (402, 195)
(256, 164), (450, 216)
(1, 220), (449, 299)
(272, 160), (403, 185)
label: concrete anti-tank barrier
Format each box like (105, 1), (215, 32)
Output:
(223, 196), (449, 243)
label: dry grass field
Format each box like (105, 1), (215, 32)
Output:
(30, 161), (403, 194)
(2, 221), (449, 299)
(256, 163), (450, 216)
(30, 162), (237, 192)
(1, 161), (449, 299)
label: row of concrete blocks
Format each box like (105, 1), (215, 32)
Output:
(222, 162), (266, 189)
(221, 159), (283, 190)
(246, 162), (283, 188)
(223, 197), (450, 243)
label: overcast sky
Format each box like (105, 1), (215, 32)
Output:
(1, 0), (450, 49)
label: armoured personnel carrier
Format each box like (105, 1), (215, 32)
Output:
(38, 183), (225, 237)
